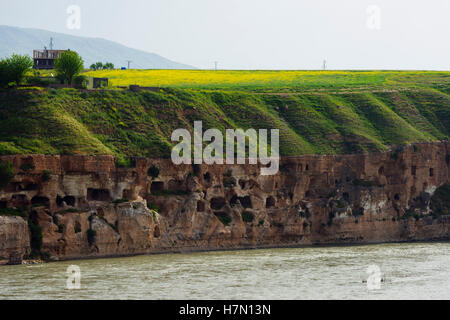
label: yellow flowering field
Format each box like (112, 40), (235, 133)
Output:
(82, 69), (450, 92)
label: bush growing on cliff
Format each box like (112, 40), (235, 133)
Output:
(87, 229), (97, 246)
(52, 215), (65, 233)
(147, 165), (160, 178)
(147, 202), (159, 212)
(57, 224), (65, 233)
(241, 211), (254, 223)
(430, 183), (450, 217)
(223, 170), (236, 188)
(403, 208), (422, 221)
(0, 207), (27, 218)
(20, 162), (35, 172)
(214, 212), (232, 226)
(28, 213), (43, 258)
(0, 160), (14, 190)
(116, 156), (136, 168)
(42, 170), (52, 182)
(390, 146), (405, 160)
(112, 198), (128, 204)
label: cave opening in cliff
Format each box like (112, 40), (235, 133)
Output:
(211, 197), (226, 210)
(5, 182), (20, 193)
(150, 181), (164, 193)
(122, 189), (133, 200)
(0, 200), (7, 209)
(239, 196), (252, 208)
(197, 201), (205, 212)
(64, 196), (75, 206)
(230, 195), (238, 207)
(266, 196), (276, 208)
(229, 195), (252, 209)
(31, 196), (50, 208)
(203, 172), (211, 186)
(56, 195), (76, 207)
(343, 192), (350, 202)
(23, 183), (38, 191)
(87, 189), (111, 202)
(154, 225), (161, 238)
(74, 221), (82, 233)
(12, 194), (28, 207)
(412, 166), (417, 176)
(430, 168), (434, 177)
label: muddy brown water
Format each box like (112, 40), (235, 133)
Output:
(1, 242), (449, 299)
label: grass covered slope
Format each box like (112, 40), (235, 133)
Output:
(0, 83), (448, 159)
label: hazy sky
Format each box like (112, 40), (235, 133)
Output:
(1, 0), (449, 69)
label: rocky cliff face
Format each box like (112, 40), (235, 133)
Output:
(0, 141), (449, 262)
(0, 215), (30, 264)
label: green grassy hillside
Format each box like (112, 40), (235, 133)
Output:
(0, 82), (448, 160)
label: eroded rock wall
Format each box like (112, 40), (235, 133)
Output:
(0, 141), (449, 261)
(0, 216), (30, 263)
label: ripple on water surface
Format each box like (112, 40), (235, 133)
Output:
(1, 242), (450, 299)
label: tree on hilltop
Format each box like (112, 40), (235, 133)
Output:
(104, 62), (114, 70)
(0, 54), (33, 87)
(95, 62), (103, 70)
(54, 51), (84, 85)
(90, 62), (114, 70)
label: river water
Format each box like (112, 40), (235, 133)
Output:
(1, 242), (449, 300)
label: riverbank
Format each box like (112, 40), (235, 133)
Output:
(4, 238), (450, 266)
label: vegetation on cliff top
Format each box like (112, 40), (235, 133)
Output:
(0, 160), (14, 189)
(83, 69), (450, 93)
(430, 184), (450, 217)
(0, 70), (448, 158)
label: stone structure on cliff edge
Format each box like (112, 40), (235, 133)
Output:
(0, 141), (449, 263)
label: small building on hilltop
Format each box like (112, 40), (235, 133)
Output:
(33, 48), (68, 70)
(86, 77), (109, 89)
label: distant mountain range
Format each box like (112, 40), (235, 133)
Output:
(0, 25), (194, 69)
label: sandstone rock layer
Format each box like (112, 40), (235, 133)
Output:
(0, 141), (449, 261)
